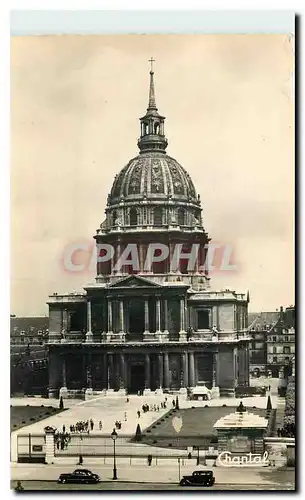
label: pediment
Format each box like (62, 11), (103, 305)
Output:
(109, 275), (161, 289)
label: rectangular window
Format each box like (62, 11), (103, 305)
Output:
(273, 356), (277, 363)
(272, 336), (277, 342)
(197, 310), (210, 330)
(284, 336), (289, 342)
(255, 342), (264, 349)
(283, 346), (290, 354)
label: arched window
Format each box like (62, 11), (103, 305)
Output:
(178, 208), (185, 226)
(154, 122), (160, 134)
(154, 207), (163, 226)
(112, 211), (117, 226)
(130, 208), (138, 226)
(273, 347), (277, 354)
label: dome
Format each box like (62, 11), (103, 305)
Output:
(108, 151), (198, 207)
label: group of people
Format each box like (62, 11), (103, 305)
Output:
(277, 422), (295, 437)
(54, 430), (71, 450)
(137, 398), (170, 418)
(114, 420), (122, 430)
(68, 419), (95, 433)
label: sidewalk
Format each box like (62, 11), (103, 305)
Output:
(11, 462), (295, 486)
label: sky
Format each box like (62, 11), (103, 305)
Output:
(11, 34), (294, 316)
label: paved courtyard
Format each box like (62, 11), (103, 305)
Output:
(11, 389), (278, 463)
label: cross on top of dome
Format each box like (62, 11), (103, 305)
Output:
(137, 59), (168, 154)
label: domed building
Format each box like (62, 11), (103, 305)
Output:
(47, 65), (251, 399)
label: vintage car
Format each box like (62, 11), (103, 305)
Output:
(57, 469), (100, 484)
(180, 470), (215, 487)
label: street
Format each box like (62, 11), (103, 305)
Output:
(10, 480), (295, 491)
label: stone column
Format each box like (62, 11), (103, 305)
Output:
(103, 353), (108, 391)
(156, 298), (161, 334)
(48, 351), (62, 398)
(158, 354), (164, 390)
(163, 299), (169, 333)
(188, 352), (195, 387)
(179, 298), (187, 340)
(59, 356), (68, 398)
(144, 299), (150, 333)
(107, 354), (114, 393)
(179, 353), (188, 394)
(86, 300), (93, 342)
(211, 352), (220, 398)
(85, 353), (93, 399)
(118, 353), (126, 394)
(163, 352), (170, 390)
(107, 299), (113, 334)
(119, 300), (124, 333)
(144, 354), (151, 395)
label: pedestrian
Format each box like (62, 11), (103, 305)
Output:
(124, 412), (127, 421)
(137, 410), (141, 418)
(147, 454), (152, 466)
(62, 425), (66, 433)
(172, 399), (175, 408)
(99, 420), (102, 430)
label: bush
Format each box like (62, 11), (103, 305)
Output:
(135, 423), (142, 442)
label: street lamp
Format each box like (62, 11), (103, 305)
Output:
(197, 446), (200, 466)
(111, 428), (118, 480)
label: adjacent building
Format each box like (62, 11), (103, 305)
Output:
(10, 316), (49, 347)
(266, 307), (295, 377)
(248, 307), (295, 377)
(47, 66), (251, 399)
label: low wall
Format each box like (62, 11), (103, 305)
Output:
(264, 437), (295, 467)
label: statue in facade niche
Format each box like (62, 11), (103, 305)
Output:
(115, 215), (123, 226)
(86, 367), (92, 388)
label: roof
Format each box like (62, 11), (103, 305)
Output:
(10, 317), (48, 335)
(248, 311), (280, 330)
(214, 410), (268, 429)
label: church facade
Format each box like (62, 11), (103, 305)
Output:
(47, 66), (251, 399)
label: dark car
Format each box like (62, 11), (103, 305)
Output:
(180, 470), (215, 487)
(57, 469), (100, 484)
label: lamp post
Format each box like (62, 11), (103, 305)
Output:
(111, 428), (118, 480)
(197, 446), (200, 466)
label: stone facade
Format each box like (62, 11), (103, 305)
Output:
(47, 65), (251, 399)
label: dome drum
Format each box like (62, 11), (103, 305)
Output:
(108, 153), (198, 205)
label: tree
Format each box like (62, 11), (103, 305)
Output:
(135, 423), (142, 442)
(175, 395), (180, 410)
(266, 395), (272, 411)
(59, 396), (64, 410)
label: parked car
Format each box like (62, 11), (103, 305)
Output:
(57, 469), (100, 484)
(180, 470), (215, 487)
